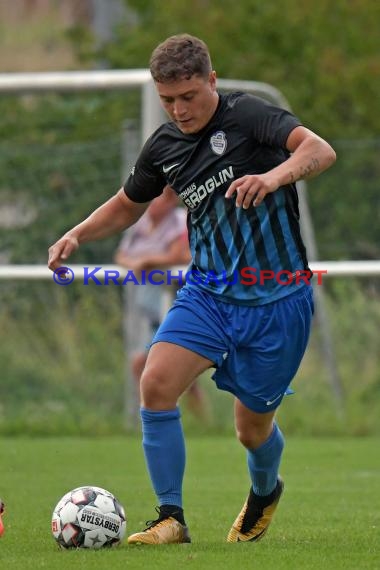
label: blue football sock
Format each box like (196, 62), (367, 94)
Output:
(247, 423), (285, 496)
(140, 407), (185, 508)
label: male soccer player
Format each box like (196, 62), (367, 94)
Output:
(48, 34), (336, 545)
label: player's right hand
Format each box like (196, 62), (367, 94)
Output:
(48, 235), (79, 271)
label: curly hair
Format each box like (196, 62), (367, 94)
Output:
(150, 34), (212, 83)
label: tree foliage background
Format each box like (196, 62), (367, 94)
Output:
(101, 0), (380, 139)
(2, 0), (379, 261)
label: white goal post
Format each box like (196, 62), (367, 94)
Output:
(0, 261), (379, 280)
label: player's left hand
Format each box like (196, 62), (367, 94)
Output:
(225, 174), (278, 208)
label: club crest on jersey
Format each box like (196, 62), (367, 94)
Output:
(210, 131), (227, 155)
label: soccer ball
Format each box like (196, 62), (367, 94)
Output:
(51, 485), (126, 549)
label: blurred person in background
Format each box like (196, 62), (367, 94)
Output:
(114, 186), (208, 422)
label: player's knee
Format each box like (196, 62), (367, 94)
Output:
(140, 367), (176, 409)
(236, 427), (254, 449)
(235, 422), (274, 449)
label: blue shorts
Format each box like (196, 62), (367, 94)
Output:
(152, 285), (314, 413)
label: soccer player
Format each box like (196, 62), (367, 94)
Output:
(48, 34), (336, 545)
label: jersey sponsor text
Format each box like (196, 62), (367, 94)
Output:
(180, 166), (234, 209)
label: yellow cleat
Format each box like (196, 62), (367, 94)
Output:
(128, 515), (191, 545)
(227, 477), (284, 542)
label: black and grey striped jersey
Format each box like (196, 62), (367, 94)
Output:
(124, 91), (310, 305)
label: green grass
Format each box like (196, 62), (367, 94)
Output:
(0, 436), (379, 569)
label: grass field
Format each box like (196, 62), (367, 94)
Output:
(0, 436), (379, 569)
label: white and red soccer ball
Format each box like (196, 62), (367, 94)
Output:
(51, 486), (126, 549)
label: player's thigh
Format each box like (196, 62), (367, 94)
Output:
(152, 285), (231, 367)
(215, 287), (314, 413)
(140, 341), (213, 409)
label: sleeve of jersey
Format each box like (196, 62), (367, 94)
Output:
(123, 138), (166, 203)
(236, 94), (302, 148)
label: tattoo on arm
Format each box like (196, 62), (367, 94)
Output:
(288, 157), (319, 184)
(299, 157), (320, 179)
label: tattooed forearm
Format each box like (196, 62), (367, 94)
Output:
(288, 158), (320, 184)
(299, 157), (320, 179)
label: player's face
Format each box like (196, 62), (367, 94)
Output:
(156, 72), (219, 134)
